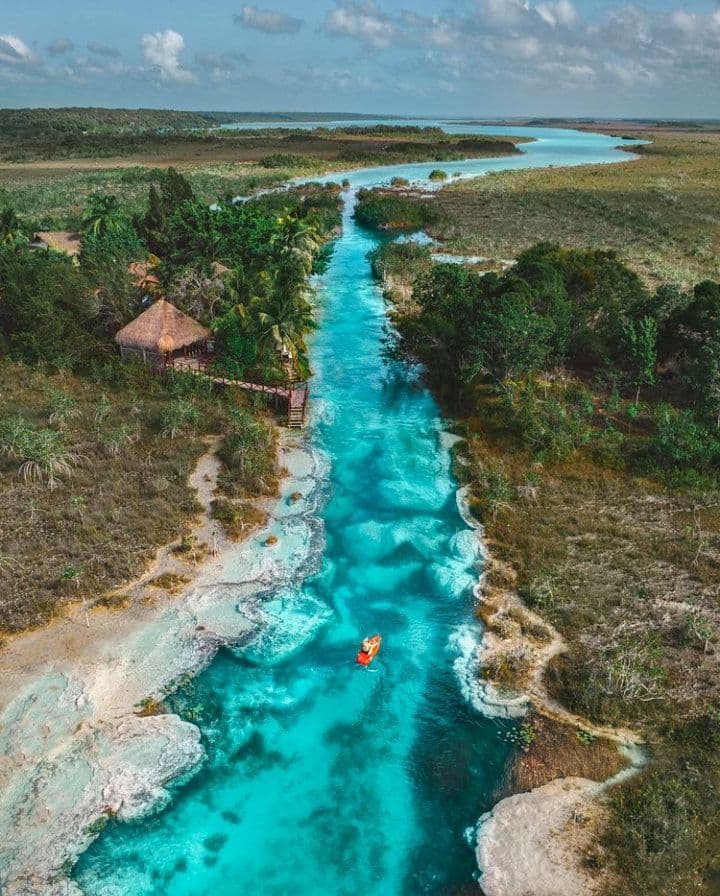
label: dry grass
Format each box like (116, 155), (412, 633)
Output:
(463, 424), (720, 728)
(508, 714), (629, 793)
(426, 131), (720, 286)
(147, 572), (191, 593)
(0, 361), (276, 632)
(210, 497), (268, 541)
(460, 407), (720, 896)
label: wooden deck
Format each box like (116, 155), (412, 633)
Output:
(170, 355), (309, 427)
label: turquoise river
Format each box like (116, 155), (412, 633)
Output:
(74, 124), (633, 895)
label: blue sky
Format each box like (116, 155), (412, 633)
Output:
(1, 1), (719, 116)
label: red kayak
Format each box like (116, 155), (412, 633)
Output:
(357, 635), (382, 666)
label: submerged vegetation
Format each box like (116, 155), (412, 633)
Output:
(384, 237), (720, 896)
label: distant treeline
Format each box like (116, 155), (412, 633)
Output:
(0, 108), (384, 139)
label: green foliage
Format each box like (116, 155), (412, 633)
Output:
(0, 414), (83, 488)
(393, 239), (720, 483)
(82, 193), (123, 238)
(369, 241), (433, 283)
(0, 245), (100, 366)
(428, 169), (448, 181)
(260, 153), (314, 169)
(0, 202), (22, 243)
(651, 403), (720, 473)
(217, 409), (278, 496)
(80, 220), (145, 269)
(472, 462), (514, 517)
(622, 315), (658, 399)
(501, 721), (536, 749)
(159, 399), (200, 439)
(502, 378), (593, 462)
(354, 189), (438, 231)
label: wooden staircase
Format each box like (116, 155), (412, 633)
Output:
(169, 357), (309, 428)
(288, 384), (309, 428)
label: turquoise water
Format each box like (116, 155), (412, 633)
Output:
(75, 126), (631, 895)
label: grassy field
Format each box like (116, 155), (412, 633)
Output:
(421, 130), (720, 286)
(0, 127), (522, 230)
(459, 405), (720, 896)
(0, 362), (278, 633)
(1, 164), (307, 230)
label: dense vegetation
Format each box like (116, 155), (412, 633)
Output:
(0, 167), (340, 630)
(383, 241), (720, 896)
(355, 189), (439, 231)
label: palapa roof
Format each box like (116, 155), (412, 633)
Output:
(33, 231), (81, 257)
(115, 299), (210, 352)
(128, 261), (161, 289)
(211, 261), (231, 277)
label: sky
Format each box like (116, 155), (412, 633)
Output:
(1, 0), (719, 117)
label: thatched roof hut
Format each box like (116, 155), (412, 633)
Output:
(115, 300), (210, 367)
(32, 231), (81, 257)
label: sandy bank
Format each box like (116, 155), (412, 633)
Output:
(0, 431), (323, 895)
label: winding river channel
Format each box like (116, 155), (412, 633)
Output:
(74, 125), (633, 895)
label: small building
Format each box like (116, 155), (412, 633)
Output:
(31, 231), (82, 258)
(115, 299), (211, 370)
(210, 261), (231, 278)
(128, 261), (162, 291)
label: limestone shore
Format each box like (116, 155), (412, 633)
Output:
(456, 485), (644, 896)
(0, 432), (322, 895)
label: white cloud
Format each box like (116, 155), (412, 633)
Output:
(195, 50), (250, 80)
(47, 38), (74, 56)
(321, 2), (720, 102)
(0, 34), (36, 65)
(536, 0), (577, 28)
(141, 29), (194, 82)
(325, 1), (395, 49)
(87, 41), (121, 58)
(235, 5), (304, 34)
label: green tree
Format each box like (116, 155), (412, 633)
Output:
(82, 194), (123, 238)
(0, 245), (97, 366)
(623, 316), (658, 405)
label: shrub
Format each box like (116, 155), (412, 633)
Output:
(503, 379), (593, 461)
(354, 189), (437, 231)
(651, 403), (719, 471)
(210, 497), (267, 540)
(216, 409), (278, 496)
(0, 415), (83, 489)
(159, 399), (199, 439)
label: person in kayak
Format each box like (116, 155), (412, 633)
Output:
(361, 637), (373, 654)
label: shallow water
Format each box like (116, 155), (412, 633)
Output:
(74, 125), (631, 895)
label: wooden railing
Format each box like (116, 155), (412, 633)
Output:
(169, 355), (309, 426)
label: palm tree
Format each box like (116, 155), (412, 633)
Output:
(250, 288), (316, 380)
(82, 194), (123, 238)
(271, 216), (322, 279)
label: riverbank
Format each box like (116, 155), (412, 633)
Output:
(1, 126), (646, 895)
(0, 429), (323, 894)
(380, 227), (720, 896)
